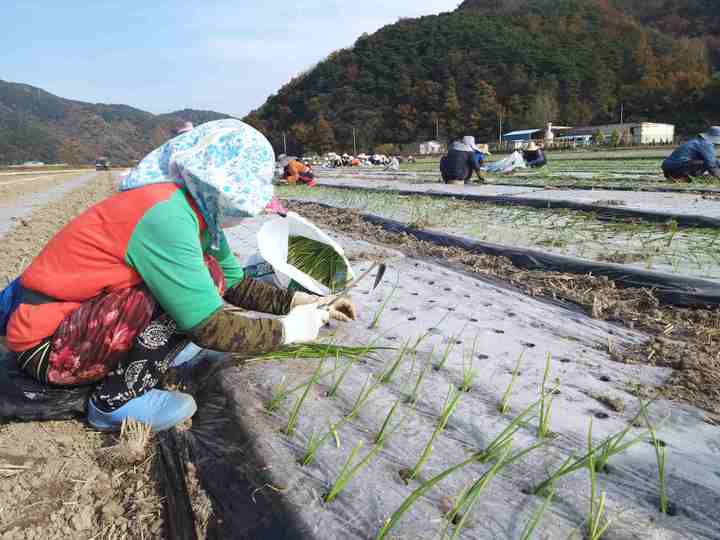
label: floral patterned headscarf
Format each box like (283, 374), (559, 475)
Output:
(120, 119), (275, 247)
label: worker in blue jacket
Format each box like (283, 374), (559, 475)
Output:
(662, 127), (720, 181)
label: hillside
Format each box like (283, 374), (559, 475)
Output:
(247, 0), (719, 155)
(0, 80), (233, 165)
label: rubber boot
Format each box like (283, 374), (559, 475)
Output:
(87, 389), (197, 432)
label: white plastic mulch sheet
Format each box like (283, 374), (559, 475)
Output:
(209, 218), (720, 539)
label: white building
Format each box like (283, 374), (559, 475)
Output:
(567, 123), (675, 145)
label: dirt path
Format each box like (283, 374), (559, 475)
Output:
(1, 173), (166, 540)
(285, 200), (720, 419)
(0, 172), (88, 208)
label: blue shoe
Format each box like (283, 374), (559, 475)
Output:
(87, 389), (197, 432)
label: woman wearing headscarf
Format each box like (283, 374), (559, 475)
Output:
(3, 120), (356, 431)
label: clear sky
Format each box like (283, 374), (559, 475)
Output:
(1, 1), (460, 117)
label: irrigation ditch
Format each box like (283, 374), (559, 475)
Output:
(140, 219), (720, 539)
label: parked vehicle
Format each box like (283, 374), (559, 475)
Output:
(95, 157), (110, 170)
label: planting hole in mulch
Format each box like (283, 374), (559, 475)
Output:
(647, 438), (668, 448)
(599, 375), (612, 382)
(560, 358), (572, 363)
(470, 318), (479, 322)
(493, 329), (505, 334)
(523, 342), (536, 348)
(594, 411), (610, 420)
(408, 317), (417, 321)
(477, 354), (489, 360)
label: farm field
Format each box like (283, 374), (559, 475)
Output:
(276, 185), (720, 281)
(344, 150), (720, 191)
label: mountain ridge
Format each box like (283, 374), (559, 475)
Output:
(246, 0), (719, 155)
(0, 79), (234, 165)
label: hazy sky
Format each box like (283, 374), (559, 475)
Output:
(1, 1), (460, 117)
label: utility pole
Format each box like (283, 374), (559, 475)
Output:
(498, 106), (504, 145)
(352, 127), (357, 156)
(282, 132), (287, 154)
(620, 103), (624, 125)
(435, 117), (439, 141)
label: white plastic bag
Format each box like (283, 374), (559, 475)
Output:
(243, 212), (355, 295)
(483, 151), (527, 174)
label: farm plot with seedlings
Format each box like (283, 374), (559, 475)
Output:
(173, 219), (720, 539)
(276, 185), (720, 280)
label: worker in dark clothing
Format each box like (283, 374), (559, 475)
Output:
(440, 136), (485, 185)
(662, 127), (720, 181)
(522, 142), (547, 168)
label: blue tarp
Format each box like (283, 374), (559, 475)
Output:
(502, 129), (540, 141)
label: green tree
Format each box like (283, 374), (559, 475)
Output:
(469, 80), (500, 140)
(593, 129), (606, 145)
(313, 115), (337, 153)
(610, 129), (621, 147)
(444, 78), (464, 139)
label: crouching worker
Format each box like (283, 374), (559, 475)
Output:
(662, 127), (720, 182)
(284, 158), (317, 187)
(440, 136), (485, 185)
(522, 142), (547, 168)
(1, 120), (356, 432)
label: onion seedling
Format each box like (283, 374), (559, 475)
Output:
(370, 271), (400, 329)
(375, 399), (402, 445)
(380, 340), (410, 384)
(537, 354), (558, 439)
(286, 235), (349, 291)
(406, 358), (431, 405)
(285, 359), (325, 436)
(594, 400), (653, 473)
(459, 337), (479, 392)
(325, 431), (393, 504)
(519, 485), (556, 540)
(376, 453), (484, 540)
(347, 373), (382, 421)
(442, 445), (512, 539)
(587, 419), (612, 540)
(404, 385), (463, 482)
(645, 414), (668, 513)
(266, 376), (290, 412)
(433, 337), (457, 371)
(478, 399), (538, 464)
(498, 352), (524, 414)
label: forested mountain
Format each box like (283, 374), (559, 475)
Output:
(247, 0), (720, 155)
(0, 80), (233, 165)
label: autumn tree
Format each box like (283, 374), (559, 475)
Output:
(444, 78), (464, 139)
(313, 115), (337, 153)
(469, 80), (500, 140)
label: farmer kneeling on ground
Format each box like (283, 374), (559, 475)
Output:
(474, 144), (492, 169)
(523, 141), (547, 168)
(662, 126), (720, 181)
(1, 120), (356, 432)
(284, 158), (317, 187)
(439, 135), (485, 185)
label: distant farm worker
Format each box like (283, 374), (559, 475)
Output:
(662, 126), (720, 181)
(522, 141), (547, 168)
(384, 156), (400, 171)
(439, 135), (485, 184)
(473, 144), (492, 169)
(284, 158), (317, 187)
(1, 119), (356, 432)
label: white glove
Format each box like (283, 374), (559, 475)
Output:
(281, 304), (330, 345)
(291, 292), (358, 323)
